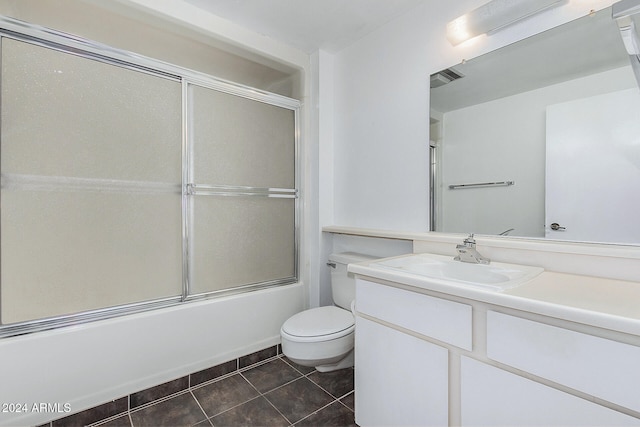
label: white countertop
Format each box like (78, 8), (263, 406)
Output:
(349, 255), (640, 337)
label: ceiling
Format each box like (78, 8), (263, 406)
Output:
(182, 0), (426, 54)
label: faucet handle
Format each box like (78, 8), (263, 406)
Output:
(464, 233), (476, 244)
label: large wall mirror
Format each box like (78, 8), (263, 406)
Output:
(430, 4), (640, 245)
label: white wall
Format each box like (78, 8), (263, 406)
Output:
(327, 0), (617, 233)
(314, 50), (339, 306)
(331, 4), (433, 231)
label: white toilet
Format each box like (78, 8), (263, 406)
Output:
(280, 252), (376, 372)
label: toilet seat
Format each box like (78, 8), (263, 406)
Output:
(281, 306), (354, 343)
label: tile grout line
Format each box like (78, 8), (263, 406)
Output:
(237, 367), (296, 425)
(259, 378), (297, 426)
(207, 392), (295, 426)
(274, 356), (357, 417)
(190, 368), (240, 391)
(128, 362), (268, 419)
(238, 356), (320, 426)
(336, 392), (356, 413)
(310, 379), (357, 409)
(86, 409), (133, 427)
(279, 354), (315, 376)
(290, 389), (355, 426)
(194, 354), (295, 424)
(54, 347), (354, 427)
(263, 396), (295, 426)
(238, 353), (285, 374)
(187, 353), (283, 424)
(295, 364), (356, 411)
(290, 366), (356, 425)
(189, 353), (284, 398)
(87, 362), (353, 427)
(188, 388), (212, 426)
(243, 357), (354, 426)
(194, 373), (263, 422)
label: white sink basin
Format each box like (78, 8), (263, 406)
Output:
(372, 253), (543, 291)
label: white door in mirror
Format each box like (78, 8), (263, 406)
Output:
(546, 87), (640, 243)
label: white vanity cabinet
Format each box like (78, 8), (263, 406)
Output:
(355, 278), (473, 426)
(353, 276), (640, 426)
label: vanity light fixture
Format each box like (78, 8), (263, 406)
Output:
(446, 0), (563, 45)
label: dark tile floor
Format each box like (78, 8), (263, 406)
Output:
(84, 356), (355, 427)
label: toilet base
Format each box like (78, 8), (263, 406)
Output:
(314, 349), (354, 372)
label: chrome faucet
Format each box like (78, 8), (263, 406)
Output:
(454, 234), (490, 264)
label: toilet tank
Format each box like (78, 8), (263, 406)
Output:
(328, 252), (378, 309)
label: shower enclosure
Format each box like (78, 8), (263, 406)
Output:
(0, 17), (300, 337)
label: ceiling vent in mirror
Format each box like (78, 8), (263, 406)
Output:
(430, 68), (464, 88)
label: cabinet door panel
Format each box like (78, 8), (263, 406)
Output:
(355, 316), (448, 427)
(461, 356), (639, 426)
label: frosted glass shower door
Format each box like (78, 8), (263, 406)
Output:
(191, 196), (296, 292)
(0, 38), (183, 324)
(188, 85), (297, 294)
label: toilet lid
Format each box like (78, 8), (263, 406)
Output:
(282, 306), (354, 338)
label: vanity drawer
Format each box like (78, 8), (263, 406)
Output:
(487, 311), (640, 412)
(461, 356), (640, 426)
(356, 278), (472, 350)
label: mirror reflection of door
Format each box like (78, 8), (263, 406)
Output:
(545, 87), (640, 244)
